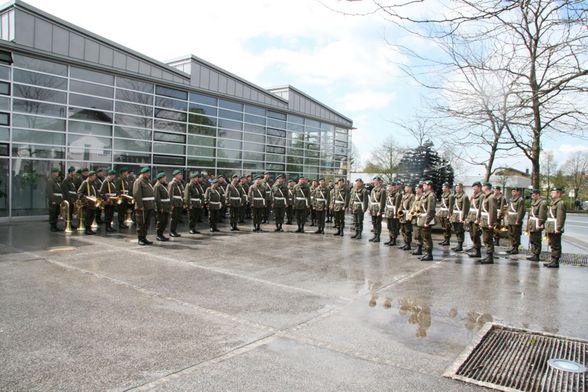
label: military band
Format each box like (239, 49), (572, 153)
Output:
(46, 168), (569, 270)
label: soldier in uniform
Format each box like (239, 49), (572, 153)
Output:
(450, 183), (470, 252)
(168, 169), (184, 237)
(477, 182), (497, 264)
(244, 175), (252, 220)
(418, 180), (436, 261)
(411, 184), (424, 255)
(262, 172), (273, 224)
(61, 166), (78, 230)
(78, 170), (98, 235)
(493, 186), (507, 246)
(526, 189), (547, 261)
(467, 181), (483, 258)
(225, 175), (243, 231)
(326, 179), (335, 224)
(312, 178), (330, 234)
(293, 177), (311, 233)
(238, 176), (248, 224)
(74, 168), (88, 191)
(384, 182), (402, 246)
(217, 175), (227, 222)
(309, 179), (318, 226)
(368, 177), (386, 243)
(398, 184), (415, 250)
(286, 179), (296, 225)
(505, 188), (526, 255)
(350, 179), (368, 239)
(47, 167), (63, 232)
(271, 175), (289, 232)
(116, 167), (131, 229)
(330, 178), (349, 237)
(154, 172), (171, 241)
(184, 172), (205, 234)
(544, 187), (566, 268)
(248, 175), (267, 232)
(99, 169), (119, 233)
(205, 179), (223, 232)
(133, 167), (155, 245)
(437, 183), (453, 246)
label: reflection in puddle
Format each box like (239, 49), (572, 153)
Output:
(449, 307), (458, 319)
(398, 298), (432, 338)
(383, 298), (392, 309)
(368, 292), (377, 307)
(465, 312), (494, 331)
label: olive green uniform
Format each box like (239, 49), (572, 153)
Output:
(350, 186), (368, 238)
(312, 185), (330, 232)
(450, 191), (470, 249)
(184, 181), (204, 232)
(411, 194), (423, 252)
(154, 181), (171, 237)
(545, 198), (566, 263)
(116, 175), (132, 227)
(468, 192), (483, 251)
(47, 176), (63, 230)
(437, 191), (453, 243)
(399, 192), (415, 248)
(61, 175), (78, 228)
(168, 179), (184, 235)
(225, 183), (243, 230)
(133, 176), (155, 241)
(205, 186), (223, 231)
(418, 189), (436, 256)
(385, 189), (402, 244)
(506, 196), (526, 251)
(368, 185), (386, 241)
(286, 184), (295, 224)
(527, 197), (547, 259)
(99, 179), (119, 230)
(330, 186), (349, 235)
(494, 193), (507, 244)
(248, 184), (268, 231)
(78, 179), (97, 233)
(271, 183), (289, 229)
(478, 192), (497, 256)
(262, 180), (272, 223)
(293, 183), (311, 232)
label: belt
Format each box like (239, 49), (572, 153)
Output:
(335, 200), (345, 204)
(439, 208), (449, 211)
(122, 190), (129, 194)
(106, 193), (117, 197)
(508, 212), (517, 215)
(547, 218), (556, 222)
(190, 198), (202, 202)
(53, 193), (63, 197)
(68, 191), (77, 195)
(230, 197), (241, 200)
(173, 196), (182, 199)
(209, 201), (221, 205)
(386, 204), (394, 208)
(296, 197), (307, 200)
(253, 197), (265, 200)
(315, 198), (326, 202)
(481, 212), (489, 216)
(142, 197), (155, 201)
(274, 197), (285, 200)
(160, 198), (170, 202)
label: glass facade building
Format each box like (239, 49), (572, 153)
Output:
(0, 1), (352, 219)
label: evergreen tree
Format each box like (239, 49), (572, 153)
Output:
(396, 141), (454, 198)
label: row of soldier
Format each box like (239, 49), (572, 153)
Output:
(48, 168), (566, 267)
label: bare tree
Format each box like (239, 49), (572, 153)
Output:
(340, 0), (588, 188)
(541, 150), (558, 192)
(363, 136), (404, 181)
(563, 151), (588, 205)
(390, 118), (434, 147)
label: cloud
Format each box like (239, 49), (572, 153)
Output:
(558, 144), (588, 153)
(338, 90), (396, 112)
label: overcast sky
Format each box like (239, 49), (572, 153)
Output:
(24, 0), (587, 176)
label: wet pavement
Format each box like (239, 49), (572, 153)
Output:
(1, 218), (587, 391)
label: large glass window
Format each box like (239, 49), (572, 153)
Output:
(244, 151), (264, 161)
(68, 134), (112, 149)
(187, 146), (215, 157)
(113, 151), (150, 164)
(12, 128), (65, 145)
(70, 80), (113, 98)
(114, 126), (151, 140)
(12, 99), (66, 117)
(154, 119), (186, 133)
(189, 102), (217, 117)
(12, 114), (65, 131)
(154, 108), (187, 122)
(217, 149), (242, 160)
(12, 144), (65, 159)
(114, 139), (151, 152)
(217, 129), (241, 140)
(0, 126), (8, 141)
(116, 89), (154, 105)
(115, 113), (152, 129)
(68, 107), (113, 123)
(187, 135), (215, 147)
(13, 54), (67, 75)
(13, 69), (67, 89)
(116, 76), (154, 93)
(0, 158), (7, 217)
(243, 133), (264, 144)
(155, 96), (187, 111)
(68, 121), (112, 137)
(188, 124), (216, 136)
(155, 85), (188, 100)
(217, 139), (241, 150)
(219, 99), (242, 111)
(243, 123), (265, 134)
(218, 108), (242, 121)
(13, 84), (67, 103)
(187, 157), (215, 167)
(67, 147), (111, 162)
(0, 81), (9, 95)
(70, 66), (114, 85)
(69, 93), (113, 111)
(154, 131), (186, 144)
(0, 65), (9, 81)
(115, 101), (153, 117)
(243, 142), (264, 153)
(153, 142), (185, 155)
(12, 159), (63, 216)
(189, 92), (217, 106)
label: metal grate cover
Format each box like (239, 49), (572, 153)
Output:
(445, 323), (587, 392)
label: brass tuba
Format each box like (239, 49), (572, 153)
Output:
(59, 200), (73, 234)
(74, 199), (85, 232)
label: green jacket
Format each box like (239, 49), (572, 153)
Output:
(154, 181), (172, 213)
(271, 183), (289, 208)
(168, 179), (184, 208)
(184, 181), (204, 208)
(205, 186), (223, 210)
(350, 187), (368, 214)
(330, 186), (349, 212)
(293, 184), (311, 210)
(506, 196), (525, 225)
(450, 191), (469, 223)
(527, 197), (547, 232)
(47, 176), (63, 205)
(312, 186), (330, 211)
(133, 176), (155, 211)
(547, 198), (566, 233)
(368, 186), (385, 216)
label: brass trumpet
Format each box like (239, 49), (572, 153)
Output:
(85, 195), (104, 209)
(75, 199), (84, 232)
(59, 200), (73, 234)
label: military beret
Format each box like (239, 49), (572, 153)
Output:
(128, 168), (135, 172)
(472, 181), (482, 187)
(218, 175), (226, 180)
(442, 182), (450, 187)
(455, 182), (464, 187)
(355, 178), (363, 182)
(51, 167), (60, 173)
(298, 176), (305, 180)
(76, 169), (82, 174)
(190, 172), (199, 179)
(82, 168), (89, 172)
(551, 187), (564, 192)
(423, 180), (433, 186)
(156, 172), (166, 179)
(88, 170), (96, 176)
(531, 189), (541, 194)
(201, 171), (208, 176)
(256, 175), (264, 180)
(373, 176), (383, 182)
(232, 174), (239, 179)
(67, 166), (76, 173)
(416, 184), (423, 189)
(139, 167), (150, 174)
(288, 178), (296, 182)
(483, 182), (492, 188)
(172, 169), (182, 176)
(119, 166), (128, 172)
(318, 178), (325, 182)
(495, 185), (502, 190)
(390, 181), (398, 186)
(276, 174), (284, 179)
(263, 172), (270, 175)
(108, 169), (117, 175)
(96, 168), (104, 173)
(211, 179), (218, 184)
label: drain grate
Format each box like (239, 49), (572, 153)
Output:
(445, 323), (587, 392)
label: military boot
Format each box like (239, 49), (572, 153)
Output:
(412, 245), (423, 256)
(105, 224), (116, 233)
(451, 242), (463, 252)
(372, 234), (380, 243)
(509, 247), (519, 255)
(339, 228), (344, 237)
(389, 237), (397, 246)
(351, 230), (358, 239)
(356, 226), (363, 239)
(480, 253), (495, 264)
(468, 248), (481, 258)
(384, 238), (392, 245)
(420, 251), (434, 261)
(494, 238), (500, 246)
(544, 259), (559, 268)
(438, 239), (449, 246)
(526, 254), (540, 262)
(403, 243), (412, 251)
(334, 228), (341, 236)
